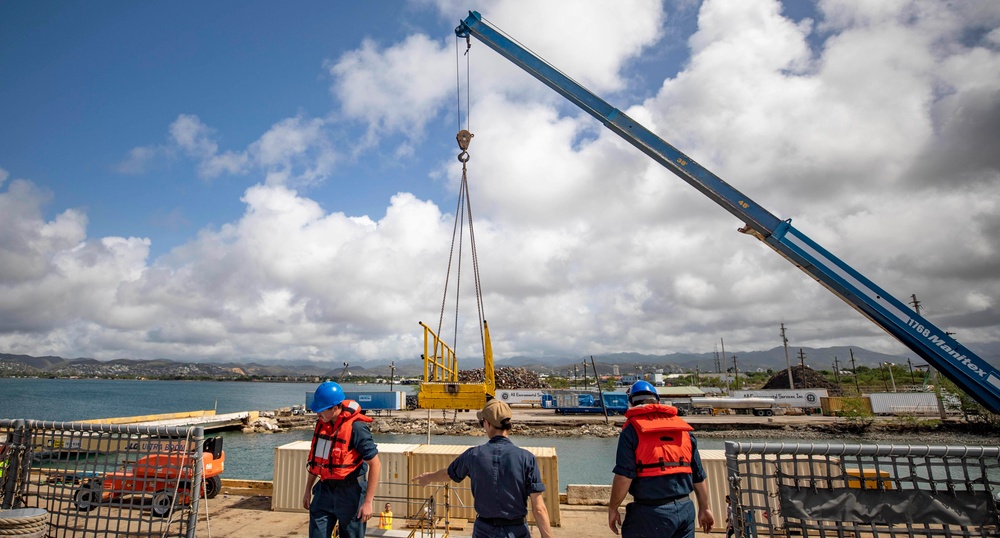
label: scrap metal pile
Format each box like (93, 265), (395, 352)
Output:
(458, 367), (550, 389)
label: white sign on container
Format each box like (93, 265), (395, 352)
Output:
(496, 390), (545, 406)
(732, 389), (828, 408)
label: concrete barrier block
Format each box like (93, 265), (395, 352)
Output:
(566, 484), (631, 506)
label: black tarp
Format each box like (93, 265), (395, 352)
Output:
(779, 486), (998, 527)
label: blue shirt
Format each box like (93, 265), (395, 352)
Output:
(612, 425), (706, 501)
(447, 436), (545, 519)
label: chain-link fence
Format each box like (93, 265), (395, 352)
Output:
(1, 419), (215, 538)
(725, 441), (1000, 538)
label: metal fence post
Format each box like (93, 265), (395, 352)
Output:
(1, 419), (27, 509)
(186, 426), (205, 538)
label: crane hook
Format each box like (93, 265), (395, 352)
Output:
(456, 130), (474, 163)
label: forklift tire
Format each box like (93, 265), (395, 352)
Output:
(205, 476), (222, 499)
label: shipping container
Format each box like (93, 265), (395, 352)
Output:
(867, 392), (940, 415)
(373, 443), (421, 511)
(542, 391), (594, 409)
(820, 396), (872, 416)
(272, 441), (419, 512)
(272, 440), (310, 512)
(541, 391), (628, 415)
(305, 390), (405, 412)
(345, 391), (405, 411)
(408, 444), (561, 527)
(701, 449), (834, 530)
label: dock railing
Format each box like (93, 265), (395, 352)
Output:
(725, 441), (1000, 538)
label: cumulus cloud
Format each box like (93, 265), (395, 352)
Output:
(0, 177), (150, 335)
(118, 114), (335, 187)
(328, 34), (454, 152)
(4, 0), (1000, 366)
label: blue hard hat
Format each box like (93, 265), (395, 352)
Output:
(628, 380), (659, 406)
(312, 381), (345, 412)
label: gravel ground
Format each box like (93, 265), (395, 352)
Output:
(363, 415), (1000, 446)
(270, 406), (1000, 446)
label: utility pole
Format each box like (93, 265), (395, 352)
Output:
(848, 350), (859, 394)
(796, 349), (807, 388)
(388, 361), (396, 416)
(850, 348), (860, 395)
(833, 357), (841, 387)
(720, 338), (730, 393)
(879, 362), (889, 391)
(582, 360), (588, 391)
(780, 323), (794, 389)
(907, 358), (915, 385)
(910, 294), (922, 315)
(574, 365), (578, 389)
(732, 354), (740, 391)
(886, 363), (897, 392)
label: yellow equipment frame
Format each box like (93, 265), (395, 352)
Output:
(418, 321), (496, 410)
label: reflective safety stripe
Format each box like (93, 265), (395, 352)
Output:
(307, 400), (373, 481)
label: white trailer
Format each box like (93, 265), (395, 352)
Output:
(731, 389), (828, 410)
(690, 397), (785, 416)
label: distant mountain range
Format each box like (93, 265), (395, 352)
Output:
(6, 343), (993, 379)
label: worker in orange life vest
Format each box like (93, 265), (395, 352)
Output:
(302, 381), (381, 538)
(608, 381), (714, 538)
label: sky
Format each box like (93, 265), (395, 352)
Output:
(1, 0), (999, 367)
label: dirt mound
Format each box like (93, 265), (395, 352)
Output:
(761, 366), (843, 395)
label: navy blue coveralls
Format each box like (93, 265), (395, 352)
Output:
(613, 425), (707, 538)
(448, 436), (546, 538)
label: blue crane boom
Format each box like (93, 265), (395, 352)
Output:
(455, 11), (1000, 413)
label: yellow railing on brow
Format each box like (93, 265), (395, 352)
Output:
(419, 321), (457, 382)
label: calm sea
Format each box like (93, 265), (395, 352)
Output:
(1, 378), (990, 491)
(0, 378), (633, 487)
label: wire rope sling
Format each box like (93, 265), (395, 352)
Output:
(417, 34), (496, 411)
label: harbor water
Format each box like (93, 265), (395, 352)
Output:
(1, 378), (990, 491)
(2, 378), (633, 487)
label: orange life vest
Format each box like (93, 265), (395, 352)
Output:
(623, 403), (694, 478)
(307, 400), (374, 481)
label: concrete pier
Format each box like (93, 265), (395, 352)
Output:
(205, 480), (725, 538)
(82, 409), (256, 432)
